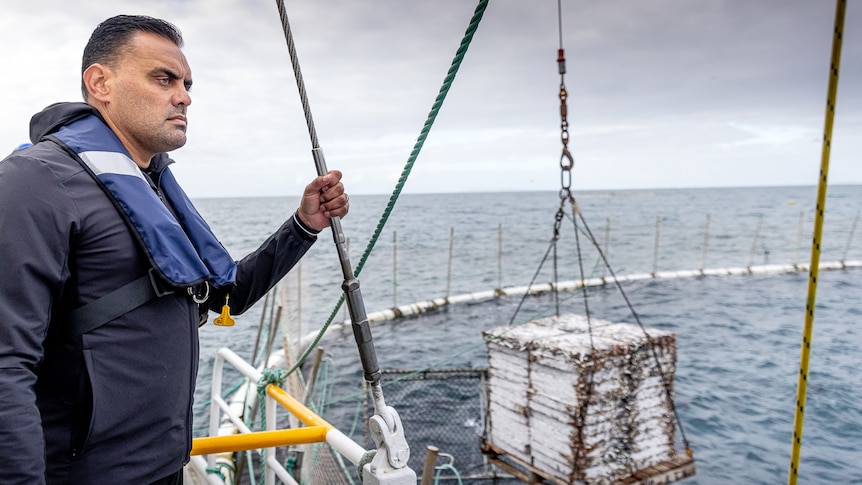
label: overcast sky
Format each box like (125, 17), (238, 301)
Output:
(2, 0), (860, 197)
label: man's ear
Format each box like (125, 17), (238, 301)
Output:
(82, 63), (112, 102)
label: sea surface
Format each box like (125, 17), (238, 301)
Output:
(192, 185), (861, 484)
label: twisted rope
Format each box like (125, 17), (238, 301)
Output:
(287, 0), (490, 376)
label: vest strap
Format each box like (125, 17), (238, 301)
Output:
(67, 268), (173, 337)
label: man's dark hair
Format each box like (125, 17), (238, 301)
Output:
(81, 15), (184, 100)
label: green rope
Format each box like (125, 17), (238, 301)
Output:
(332, 448), (358, 485)
(256, 368), (287, 424)
(357, 450), (378, 482)
(284, 453), (297, 476)
(255, 368), (287, 483)
(434, 463), (464, 485)
(355, 0), (490, 279)
(245, 449), (257, 485)
(285, 0), (490, 378)
(205, 462), (235, 483)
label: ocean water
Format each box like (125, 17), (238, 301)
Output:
(193, 186), (861, 484)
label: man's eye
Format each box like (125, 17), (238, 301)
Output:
(158, 78), (170, 85)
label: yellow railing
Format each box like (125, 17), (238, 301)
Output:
(186, 348), (367, 485)
(191, 383), (334, 455)
(191, 425), (330, 455)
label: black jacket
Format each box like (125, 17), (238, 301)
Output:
(0, 102), (316, 484)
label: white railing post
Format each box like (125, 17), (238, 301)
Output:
(265, 394), (277, 485)
(207, 352), (226, 469)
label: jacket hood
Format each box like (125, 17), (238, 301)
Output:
(30, 102), (101, 145)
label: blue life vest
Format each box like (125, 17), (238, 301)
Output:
(50, 114), (236, 289)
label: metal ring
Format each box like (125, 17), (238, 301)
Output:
(188, 281), (210, 304)
(560, 150), (574, 171)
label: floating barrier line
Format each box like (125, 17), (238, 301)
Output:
(301, 260), (862, 348)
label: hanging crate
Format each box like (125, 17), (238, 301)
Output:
(482, 314), (694, 485)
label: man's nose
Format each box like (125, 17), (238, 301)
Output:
(174, 87), (191, 107)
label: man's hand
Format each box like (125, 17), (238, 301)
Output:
(297, 170), (348, 232)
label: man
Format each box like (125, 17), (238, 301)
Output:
(0, 15), (348, 484)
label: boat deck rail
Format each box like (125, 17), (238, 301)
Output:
(187, 347), (367, 485)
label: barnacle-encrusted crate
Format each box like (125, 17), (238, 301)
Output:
(483, 314), (678, 485)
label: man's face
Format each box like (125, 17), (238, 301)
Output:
(102, 31), (193, 162)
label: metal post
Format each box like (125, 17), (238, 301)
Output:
(553, 233), (560, 316)
(303, 348), (326, 407)
(421, 446), (439, 485)
(497, 223), (503, 290)
(393, 231), (398, 308)
(796, 211), (805, 267)
(446, 227), (454, 299)
(251, 291), (270, 367)
(841, 210), (859, 262)
(748, 215), (764, 269)
(263, 307), (283, 369)
(701, 214), (711, 273)
(652, 216), (661, 275)
(602, 217), (610, 279)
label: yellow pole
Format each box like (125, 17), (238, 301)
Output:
(788, 1), (846, 483)
(191, 384), (337, 456)
(190, 426), (329, 455)
(265, 384), (334, 428)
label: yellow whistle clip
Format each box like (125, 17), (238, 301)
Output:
(214, 294), (235, 327)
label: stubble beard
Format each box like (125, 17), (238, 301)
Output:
(149, 119), (188, 153)
(161, 127), (187, 152)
